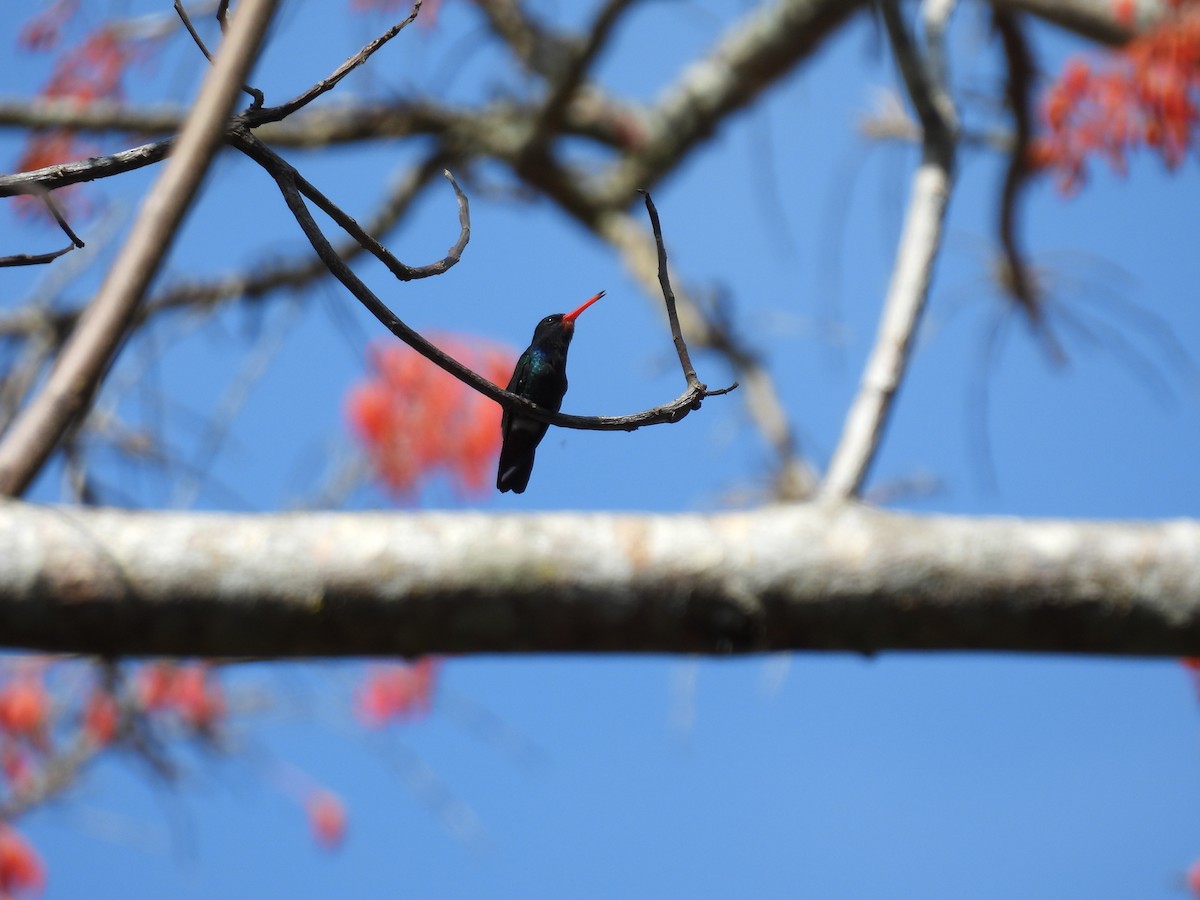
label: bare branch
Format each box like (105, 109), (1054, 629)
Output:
(523, 0), (637, 151)
(990, 5), (1067, 364)
(174, 0), (265, 109)
(235, 130), (729, 431)
(640, 191), (702, 391)
(0, 0), (281, 498)
(594, 209), (819, 498)
(821, 0), (959, 501)
(252, 3), (422, 125)
(988, 0), (1145, 44)
(597, 0), (863, 204)
(470, 0), (578, 79)
(0, 187), (86, 270)
(0, 243), (75, 268)
(3, 501), (1200, 658)
(0, 139), (174, 199)
(0, 97), (638, 153)
(0, 156), (452, 343)
(38, 190), (85, 249)
(285, 162), (469, 282)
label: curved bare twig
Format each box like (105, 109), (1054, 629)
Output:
(234, 129), (732, 431)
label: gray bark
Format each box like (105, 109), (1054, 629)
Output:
(3, 500), (1198, 659)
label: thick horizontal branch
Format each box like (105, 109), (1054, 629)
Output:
(3, 501), (1200, 658)
(0, 96), (636, 152)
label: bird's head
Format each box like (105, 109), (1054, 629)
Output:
(530, 290), (605, 344)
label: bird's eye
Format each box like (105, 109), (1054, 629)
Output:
(543, 316), (556, 325)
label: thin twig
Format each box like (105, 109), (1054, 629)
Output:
(288, 165), (469, 282)
(593, 209), (817, 498)
(0, 244), (76, 268)
(820, 0), (958, 501)
(640, 191), (701, 390)
(174, 0), (265, 109)
(990, 5), (1066, 364)
(175, 0), (216, 61)
(0, 0), (281, 498)
(0, 188), (85, 265)
(251, 3), (423, 126)
(0, 156), (454, 342)
(234, 130), (731, 431)
(40, 191), (85, 249)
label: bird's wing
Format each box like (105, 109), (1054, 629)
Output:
(501, 357), (532, 433)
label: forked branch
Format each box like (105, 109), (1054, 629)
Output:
(0, 188), (84, 267)
(235, 130), (733, 432)
(820, 0), (958, 501)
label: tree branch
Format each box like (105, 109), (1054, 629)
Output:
(593, 208), (818, 498)
(0, 0), (281, 498)
(0, 139), (174, 199)
(988, 0), (1146, 44)
(174, 0), (265, 109)
(235, 130), (730, 431)
(249, 2), (422, 125)
(820, 0), (958, 501)
(596, 0), (864, 204)
(522, 0), (637, 152)
(3, 500), (1200, 658)
(0, 156), (451, 340)
(640, 191), (703, 391)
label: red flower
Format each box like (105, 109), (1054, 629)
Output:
(356, 659), (440, 726)
(171, 665), (225, 732)
(0, 826), (44, 899)
(0, 679), (47, 741)
(42, 27), (132, 105)
(136, 663), (225, 734)
(346, 336), (515, 498)
(83, 689), (119, 746)
(14, 17), (159, 219)
(1187, 858), (1200, 897)
(17, 0), (79, 52)
(1036, 3), (1200, 192)
(306, 790), (347, 849)
(1, 747), (35, 796)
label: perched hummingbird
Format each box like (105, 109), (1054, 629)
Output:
(497, 290), (605, 493)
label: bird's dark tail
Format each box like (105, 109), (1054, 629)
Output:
(496, 445), (535, 493)
(497, 419), (546, 493)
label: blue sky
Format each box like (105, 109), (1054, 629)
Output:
(3, 1), (1200, 897)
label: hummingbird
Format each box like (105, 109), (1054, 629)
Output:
(497, 290), (605, 493)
